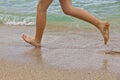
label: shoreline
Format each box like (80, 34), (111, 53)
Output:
(0, 24), (120, 80)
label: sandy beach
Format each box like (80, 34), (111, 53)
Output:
(0, 23), (120, 80)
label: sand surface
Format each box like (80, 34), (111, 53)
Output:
(0, 24), (120, 80)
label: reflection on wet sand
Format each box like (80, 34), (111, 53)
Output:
(105, 50), (120, 56)
(24, 48), (43, 64)
(102, 59), (108, 71)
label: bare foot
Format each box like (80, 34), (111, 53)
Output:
(99, 21), (110, 45)
(22, 34), (40, 48)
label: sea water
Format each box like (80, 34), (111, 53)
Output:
(0, 0), (120, 25)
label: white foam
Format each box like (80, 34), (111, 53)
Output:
(6, 19), (35, 26)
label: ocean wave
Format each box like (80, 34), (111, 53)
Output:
(0, 14), (36, 25)
(0, 0), (120, 25)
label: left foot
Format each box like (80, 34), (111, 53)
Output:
(22, 34), (40, 48)
(99, 21), (110, 45)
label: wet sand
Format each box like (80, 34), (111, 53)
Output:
(0, 24), (120, 80)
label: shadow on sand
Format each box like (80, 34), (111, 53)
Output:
(105, 50), (120, 56)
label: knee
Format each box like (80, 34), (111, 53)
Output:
(37, 2), (47, 12)
(61, 6), (73, 15)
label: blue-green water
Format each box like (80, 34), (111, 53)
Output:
(0, 0), (120, 25)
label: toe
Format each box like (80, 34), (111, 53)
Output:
(104, 37), (108, 45)
(22, 34), (26, 39)
(104, 22), (109, 45)
(22, 34), (29, 43)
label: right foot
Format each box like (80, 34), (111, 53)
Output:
(99, 21), (110, 45)
(22, 34), (40, 48)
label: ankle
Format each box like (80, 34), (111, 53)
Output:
(94, 21), (102, 29)
(35, 38), (40, 43)
(97, 21), (106, 29)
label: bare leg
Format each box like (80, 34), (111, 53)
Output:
(59, 0), (109, 44)
(22, 0), (53, 47)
